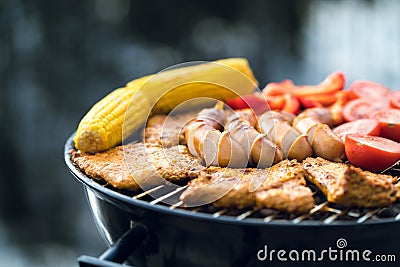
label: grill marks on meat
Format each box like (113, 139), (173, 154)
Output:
(71, 143), (203, 191)
(180, 160), (315, 214)
(302, 157), (397, 207)
(144, 112), (198, 147)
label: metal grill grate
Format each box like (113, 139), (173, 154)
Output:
(119, 161), (400, 225)
(129, 182), (400, 225)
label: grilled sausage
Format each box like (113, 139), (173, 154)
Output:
(293, 109), (345, 162)
(292, 107), (335, 128)
(311, 124), (345, 162)
(226, 110), (283, 168)
(185, 105), (248, 168)
(258, 111), (313, 161)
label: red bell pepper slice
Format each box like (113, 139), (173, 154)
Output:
(265, 95), (286, 110)
(292, 71), (345, 97)
(225, 94), (270, 115)
(299, 93), (338, 108)
(262, 79), (294, 96)
(281, 94), (300, 115)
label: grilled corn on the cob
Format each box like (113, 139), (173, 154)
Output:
(74, 58), (258, 153)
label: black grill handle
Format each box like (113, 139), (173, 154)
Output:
(78, 224), (147, 267)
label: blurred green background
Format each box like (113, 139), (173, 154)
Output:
(1, 0), (400, 266)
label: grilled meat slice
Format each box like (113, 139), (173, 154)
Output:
(144, 112), (198, 147)
(181, 167), (256, 209)
(71, 143), (203, 191)
(180, 160), (315, 214)
(255, 159), (315, 214)
(302, 157), (397, 207)
(255, 187), (315, 215)
(395, 182), (400, 201)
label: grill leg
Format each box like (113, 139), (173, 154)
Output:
(78, 224), (147, 267)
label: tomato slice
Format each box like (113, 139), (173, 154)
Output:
(390, 91), (400, 109)
(368, 109), (400, 142)
(342, 98), (389, 121)
(345, 134), (400, 172)
(333, 119), (380, 141)
(348, 81), (390, 100)
(225, 94), (269, 115)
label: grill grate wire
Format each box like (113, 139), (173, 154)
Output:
(130, 182), (400, 224)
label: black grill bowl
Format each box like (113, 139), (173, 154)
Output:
(65, 134), (400, 267)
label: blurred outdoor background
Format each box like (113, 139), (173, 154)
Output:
(1, 0), (400, 266)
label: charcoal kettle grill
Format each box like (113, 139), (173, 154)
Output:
(65, 134), (400, 267)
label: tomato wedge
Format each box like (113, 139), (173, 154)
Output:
(348, 81), (390, 100)
(368, 109), (400, 142)
(342, 98), (389, 121)
(333, 119), (381, 141)
(390, 91), (400, 109)
(345, 134), (400, 172)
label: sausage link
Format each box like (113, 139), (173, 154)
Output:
(185, 106), (248, 168)
(293, 109), (345, 162)
(226, 110), (283, 168)
(258, 111), (313, 161)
